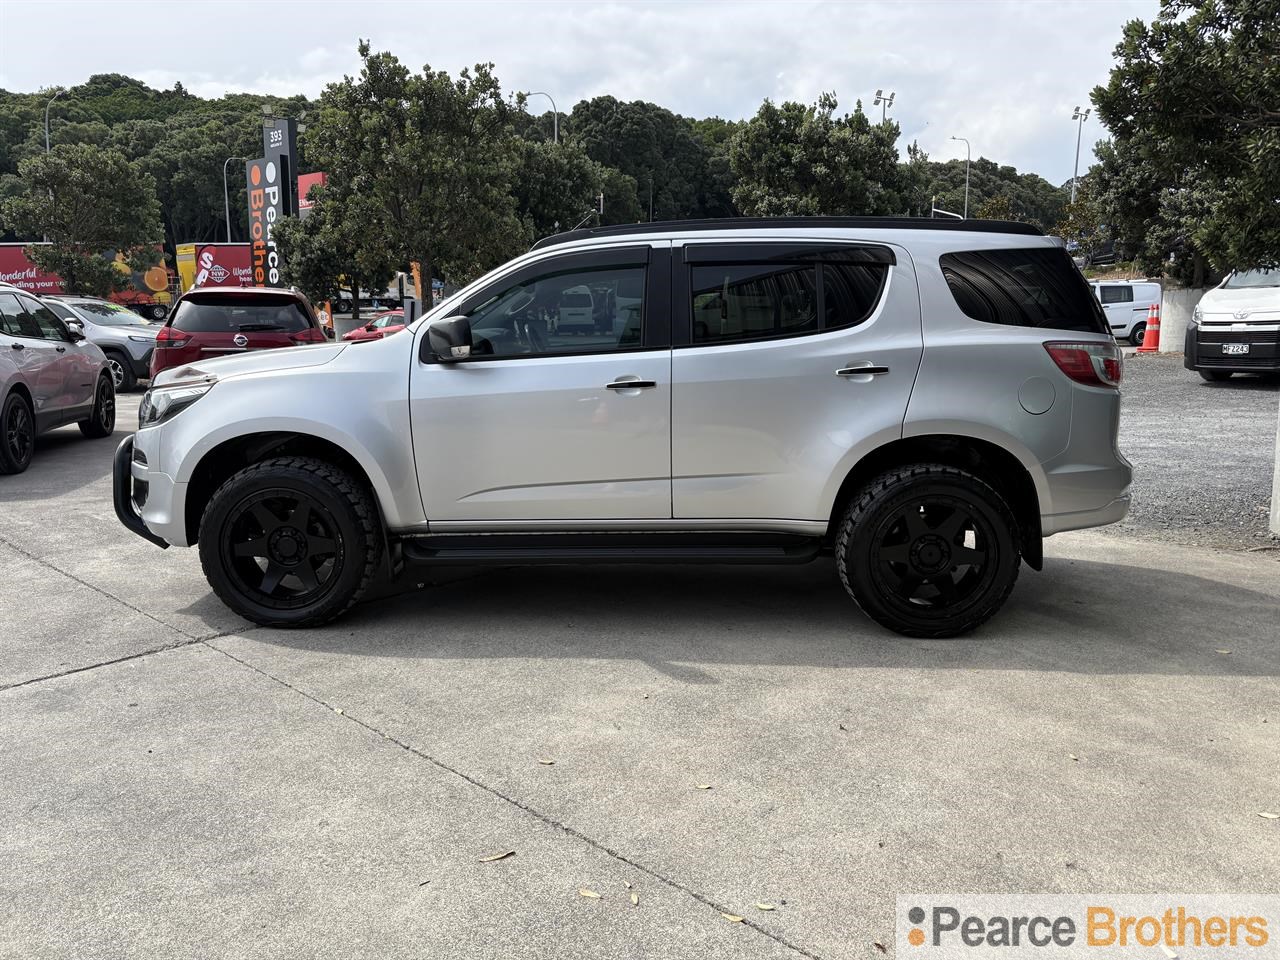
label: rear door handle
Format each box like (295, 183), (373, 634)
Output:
(606, 378), (657, 390)
(10, 343), (23, 350)
(55, 346), (67, 353)
(837, 363), (889, 377)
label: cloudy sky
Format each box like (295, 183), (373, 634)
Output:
(0, 0), (1156, 185)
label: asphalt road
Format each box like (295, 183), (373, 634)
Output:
(2, 390), (1279, 960)
(1113, 354), (1279, 549)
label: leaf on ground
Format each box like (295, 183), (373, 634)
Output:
(537, 758), (555, 765)
(1161, 945), (1178, 959)
(1069, 754), (1079, 761)
(334, 708), (344, 715)
(874, 941), (888, 954)
(579, 888), (602, 899)
(1259, 811), (1280, 820)
(1216, 649), (1232, 655)
(624, 880), (632, 889)
(756, 902), (776, 911)
(479, 850), (515, 863)
(631, 892), (639, 906)
(722, 913), (744, 923)
(695, 784), (713, 790)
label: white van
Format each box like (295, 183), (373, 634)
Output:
(1090, 280), (1161, 345)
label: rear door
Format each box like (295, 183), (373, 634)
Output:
(670, 241), (921, 522)
(0, 292), (65, 427)
(1097, 284), (1134, 336)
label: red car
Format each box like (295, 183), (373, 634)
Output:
(342, 310), (406, 342)
(150, 287), (329, 379)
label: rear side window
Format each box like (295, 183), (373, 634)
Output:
(172, 296), (312, 334)
(1099, 285), (1132, 304)
(940, 248), (1108, 334)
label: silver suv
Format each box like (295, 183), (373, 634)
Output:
(114, 218), (1131, 637)
(1, 285), (116, 474)
(43, 296), (159, 392)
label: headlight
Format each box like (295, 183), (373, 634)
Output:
(1192, 304), (1202, 324)
(138, 381), (215, 428)
(128, 335), (153, 343)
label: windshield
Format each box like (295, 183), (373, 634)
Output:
(69, 301), (150, 326)
(1223, 269), (1280, 289)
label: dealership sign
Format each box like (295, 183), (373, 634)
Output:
(245, 157), (285, 286)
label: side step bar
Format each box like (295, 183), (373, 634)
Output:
(400, 532), (822, 566)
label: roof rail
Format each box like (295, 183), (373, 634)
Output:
(531, 216), (1044, 251)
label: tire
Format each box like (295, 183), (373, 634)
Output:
(198, 456), (382, 628)
(149, 304), (168, 321)
(836, 464), (1021, 638)
(0, 392), (35, 475)
(336, 299), (352, 314)
(1129, 323), (1145, 347)
(104, 351), (136, 392)
(78, 375), (115, 439)
(1199, 370), (1232, 382)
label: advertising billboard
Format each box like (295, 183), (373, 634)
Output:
(263, 116), (298, 216)
(297, 171), (327, 219)
(175, 243), (253, 292)
(245, 157), (286, 286)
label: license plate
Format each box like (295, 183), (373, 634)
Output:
(1222, 343), (1250, 355)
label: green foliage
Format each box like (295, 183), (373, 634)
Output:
(1054, 178), (1109, 260)
(511, 139), (640, 240)
(1091, 0), (1280, 278)
(729, 93), (904, 216)
(923, 157), (1067, 227)
(306, 42), (525, 287)
(1, 142), (161, 296)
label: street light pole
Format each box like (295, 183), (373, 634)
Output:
(44, 89), (63, 152)
(950, 136), (971, 219)
(1071, 106), (1090, 204)
(872, 89), (895, 123)
(527, 91), (559, 144)
(223, 156), (246, 243)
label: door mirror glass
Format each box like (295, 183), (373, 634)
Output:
(428, 315), (473, 361)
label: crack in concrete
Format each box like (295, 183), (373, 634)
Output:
(205, 638), (826, 960)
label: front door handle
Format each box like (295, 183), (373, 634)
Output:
(606, 378), (657, 390)
(55, 346), (67, 353)
(11, 343), (23, 350)
(837, 363), (889, 377)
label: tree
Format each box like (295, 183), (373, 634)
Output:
(306, 42), (525, 289)
(728, 93), (904, 217)
(1, 143), (161, 296)
(510, 139), (640, 241)
(1054, 177), (1109, 262)
(274, 185), (395, 320)
(1091, 0), (1280, 277)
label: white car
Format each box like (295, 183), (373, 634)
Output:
(1184, 268), (1280, 380)
(1090, 280), (1161, 345)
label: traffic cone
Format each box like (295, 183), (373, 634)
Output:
(1137, 302), (1161, 353)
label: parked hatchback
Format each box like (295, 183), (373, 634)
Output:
(1, 287), (115, 474)
(117, 217), (1130, 638)
(150, 287), (329, 380)
(44, 296), (158, 392)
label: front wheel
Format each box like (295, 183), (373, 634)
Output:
(105, 351), (136, 392)
(198, 457), (382, 627)
(836, 464), (1021, 638)
(78, 375), (116, 438)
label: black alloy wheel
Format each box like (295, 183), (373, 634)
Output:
(1, 393), (35, 474)
(221, 489), (344, 608)
(837, 464), (1021, 638)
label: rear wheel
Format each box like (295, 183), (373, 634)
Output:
(149, 304), (168, 321)
(1129, 322), (1146, 347)
(836, 464), (1021, 638)
(78, 375), (115, 438)
(1199, 370), (1233, 382)
(0, 392), (35, 475)
(198, 457), (382, 627)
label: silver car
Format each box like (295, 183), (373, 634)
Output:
(114, 218), (1131, 638)
(44, 296), (158, 392)
(0, 284), (116, 475)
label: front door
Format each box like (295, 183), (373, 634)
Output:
(410, 245), (673, 524)
(671, 241), (922, 522)
(0, 292), (66, 428)
(20, 295), (96, 414)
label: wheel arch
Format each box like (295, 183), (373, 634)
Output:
(826, 433), (1045, 570)
(5, 379), (34, 412)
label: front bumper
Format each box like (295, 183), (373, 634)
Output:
(128, 347), (153, 378)
(1184, 323), (1280, 372)
(113, 437), (169, 548)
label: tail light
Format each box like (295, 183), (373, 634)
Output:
(1043, 341), (1123, 388)
(290, 327), (328, 344)
(153, 326), (189, 349)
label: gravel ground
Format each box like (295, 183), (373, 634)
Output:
(1110, 352), (1280, 550)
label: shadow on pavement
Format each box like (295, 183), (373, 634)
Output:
(239, 554), (1280, 678)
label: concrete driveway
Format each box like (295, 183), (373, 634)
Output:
(2, 394), (1279, 960)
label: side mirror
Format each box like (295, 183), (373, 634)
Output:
(67, 326), (85, 342)
(428, 315), (472, 361)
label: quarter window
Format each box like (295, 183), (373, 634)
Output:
(940, 248), (1109, 334)
(464, 266), (646, 358)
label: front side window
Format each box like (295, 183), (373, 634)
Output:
(464, 266), (645, 358)
(20, 297), (73, 341)
(940, 248), (1109, 334)
(0, 293), (42, 339)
